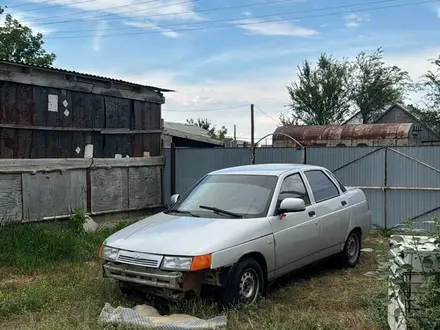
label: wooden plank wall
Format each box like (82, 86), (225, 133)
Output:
(0, 157), (163, 222)
(0, 81), (162, 159)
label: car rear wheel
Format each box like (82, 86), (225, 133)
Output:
(341, 230), (361, 267)
(222, 258), (264, 306)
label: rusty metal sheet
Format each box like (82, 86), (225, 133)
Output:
(274, 123), (413, 146)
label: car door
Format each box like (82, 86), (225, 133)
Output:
(303, 170), (349, 255)
(269, 172), (320, 277)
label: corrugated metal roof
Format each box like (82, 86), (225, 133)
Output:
(163, 121), (224, 146)
(0, 59), (175, 93)
(273, 123), (414, 145)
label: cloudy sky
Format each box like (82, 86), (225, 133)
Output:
(3, 0), (440, 143)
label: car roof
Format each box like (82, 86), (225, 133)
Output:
(209, 163), (324, 176)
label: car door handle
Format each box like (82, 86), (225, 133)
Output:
(308, 211), (316, 217)
(341, 200), (347, 206)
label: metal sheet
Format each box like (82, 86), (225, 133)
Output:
(174, 148), (250, 195)
(274, 124), (413, 146)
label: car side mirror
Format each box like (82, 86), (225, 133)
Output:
(279, 198), (306, 213)
(170, 194), (180, 205)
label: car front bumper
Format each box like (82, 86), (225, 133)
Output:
(103, 262), (184, 290)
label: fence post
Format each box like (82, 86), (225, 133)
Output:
(170, 143), (176, 196)
(384, 147), (388, 229)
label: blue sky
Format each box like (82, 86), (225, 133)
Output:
(3, 0), (440, 142)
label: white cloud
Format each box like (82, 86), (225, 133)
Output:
(2, 11), (55, 35)
(26, 0), (201, 22)
(234, 17), (318, 37)
(92, 20), (107, 52)
(23, 0), (201, 37)
(77, 47), (440, 143)
(343, 13), (370, 29)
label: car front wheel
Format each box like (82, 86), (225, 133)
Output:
(222, 258), (264, 306)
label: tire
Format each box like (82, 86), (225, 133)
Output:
(222, 258), (264, 306)
(341, 230), (361, 267)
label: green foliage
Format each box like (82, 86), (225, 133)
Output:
(0, 13), (56, 66)
(365, 217), (440, 330)
(286, 53), (352, 125)
(68, 209), (87, 235)
(186, 118), (232, 141)
(0, 219), (133, 272)
(350, 47), (411, 123)
(421, 56), (440, 109)
(284, 48), (411, 125)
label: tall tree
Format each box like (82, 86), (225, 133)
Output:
(0, 13), (56, 66)
(420, 56), (440, 108)
(285, 53), (352, 125)
(411, 56), (440, 134)
(350, 47), (410, 123)
(186, 118), (231, 141)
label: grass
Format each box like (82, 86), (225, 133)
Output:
(0, 222), (388, 330)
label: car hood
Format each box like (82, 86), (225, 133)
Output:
(104, 212), (272, 256)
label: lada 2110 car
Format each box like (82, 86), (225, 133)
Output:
(98, 164), (372, 305)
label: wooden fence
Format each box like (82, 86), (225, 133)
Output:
(0, 157), (163, 222)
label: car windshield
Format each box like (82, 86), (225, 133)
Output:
(170, 174), (278, 219)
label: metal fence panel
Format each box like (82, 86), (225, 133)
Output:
(363, 190), (385, 229)
(386, 147), (440, 229)
(307, 147), (385, 186)
(255, 148), (302, 164)
(174, 148), (250, 196)
(165, 146), (440, 230)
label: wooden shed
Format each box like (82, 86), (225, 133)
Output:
(0, 60), (174, 159)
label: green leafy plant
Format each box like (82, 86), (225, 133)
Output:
(365, 217), (440, 330)
(68, 209), (87, 235)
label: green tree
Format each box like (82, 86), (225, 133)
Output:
(411, 57), (440, 134)
(186, 118), (232, 141)
(285, 53), (352, 125)
(0, 13), (56, 66)
(421, 56), (440, 108)
(350, 47), (411, 123)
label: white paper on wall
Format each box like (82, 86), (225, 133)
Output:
(48, 94), (58, 112)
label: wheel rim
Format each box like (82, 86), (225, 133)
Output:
(346, 234), (359, 264)
(239, 269), (260, 304)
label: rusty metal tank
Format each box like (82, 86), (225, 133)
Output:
(273, 123), (418, 147)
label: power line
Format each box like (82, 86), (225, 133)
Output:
(22, 0), (175, 23)
(12, 0), (97, 13)
(36, 0), (299, 33)
(44, 0), (439, 40)
(163, 105), (249, 112)
(33, 0), (402, 28)
(254, 105), (281, 125)
(6, 0), (57, 9)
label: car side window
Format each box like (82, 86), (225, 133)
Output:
(325, 170), (347, 193)
(304, 170), (340, 203)
(277, 173), (311, 208)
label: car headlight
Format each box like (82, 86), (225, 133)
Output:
(100, 246), (119, 260)
(161, 256), (193, 271)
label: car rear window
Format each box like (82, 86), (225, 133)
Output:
(304, 170), (340, 203)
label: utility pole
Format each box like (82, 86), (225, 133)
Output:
(233, 125), (237, 147)
(251, 104), (255, 164)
